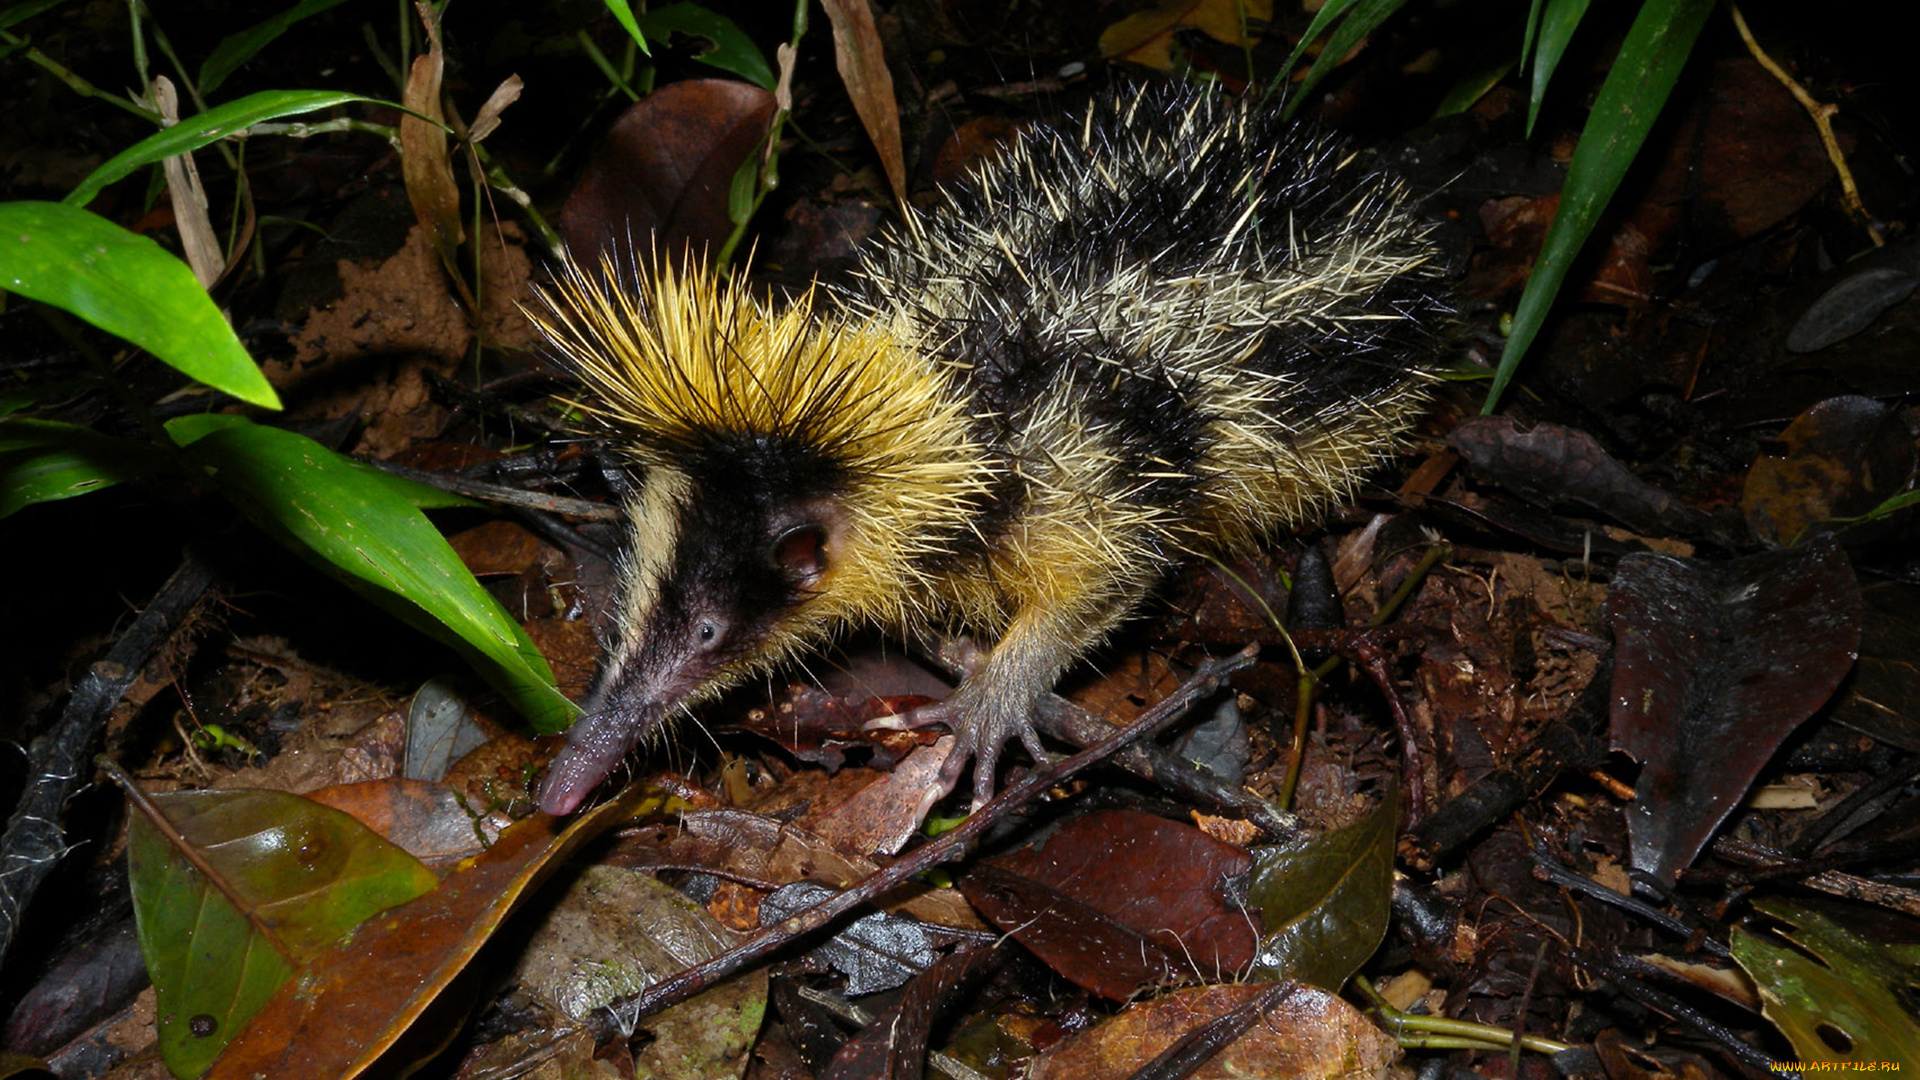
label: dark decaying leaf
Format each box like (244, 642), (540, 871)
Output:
(1785, 244), (1920, 353)
(1741, 395), (1916, 545)
(961, 863), (1183, 1000)
(513, 865), (766, 1080)
(557, 79), (777, 271)
(1449, 416), (1717, 538)
(1245, 788), (1396, 989)
(962, 809), (1256, 999)
(761, 882), (934, 996)
(1027, 983), (1400, 1080)
(1608, 538), (1863, 885)
(127, 789), (441, 1079)
(824, 945), (999, 1080)
(205, 785), (651, 1080)
(1830, 581), (1920, 752)
(1730, 899), (1920, 1065)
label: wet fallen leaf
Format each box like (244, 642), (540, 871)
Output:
(963, 809), (1257, 998)
(1608, 538), (1863, 884)
(126, 788), (441, 1079)
(1246, 789), (1396, 989)
(205, 784), (651, 1080)
(761, 882), (934, 996)
(1451, 416), (1718, 539)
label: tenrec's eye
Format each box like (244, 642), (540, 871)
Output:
(698, 621), (717, 643)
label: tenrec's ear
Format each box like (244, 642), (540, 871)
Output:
(771, 523), (828, 588)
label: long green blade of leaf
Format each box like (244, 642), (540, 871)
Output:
(64, 89), (372, 209)
(174, 419), (575, 731)
(0, 201), (281, 409)
(0, 418), (165, 516)
(1527, 0), (1593, 136)
(1284, 0), (1412, 119)
(1483, 0), (1716, 414)
(198, 0), (355, 96)
(599, 0), (652, 55)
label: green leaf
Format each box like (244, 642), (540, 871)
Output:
(1731, 899), (1920, 1065)
(1281, 0), (1413, 119)
(1526, 0), (1593, 137)
(599, 0), (652, 56)
(0, 201), (281, 409)
(0, 418), (165, 516)
(639, 2), (775, 90)
(165, 414), (474, 509)
(175, 419), (575, 732)
(65, 90), (372, 210)
(1245, 789), (1397, 988)
(198, 0), (355, 97)
(127, 788), (440, 1079)
(1483, 0), (1716, 413)
(0, 0), (68, 32)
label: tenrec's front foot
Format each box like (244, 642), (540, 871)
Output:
(869, 687), (1049, 816)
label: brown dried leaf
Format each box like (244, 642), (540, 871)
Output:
(399, 2), (463, 275)
(1741, 395), (1916, 545)
(819, 0), (906, 211)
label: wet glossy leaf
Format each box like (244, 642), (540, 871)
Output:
(0, 201), (279, 409)
(1730, 900), (1920, 1065)
(1609, 539), (1862, 884)
(127, 789), (440, 1079)
(1246, 790), (1396, 989)
(207, 785), (651, 1080)
(175, 419), (574, 733)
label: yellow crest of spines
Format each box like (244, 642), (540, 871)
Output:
(531, 253), (997, 632)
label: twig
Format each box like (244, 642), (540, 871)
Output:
(917, 636), (1300, 841)
(356, 456), (622, 521)
(0, 551), (215, 971)
(1729, 4), (1882, 246)
(608, 646), (1260, 1025)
